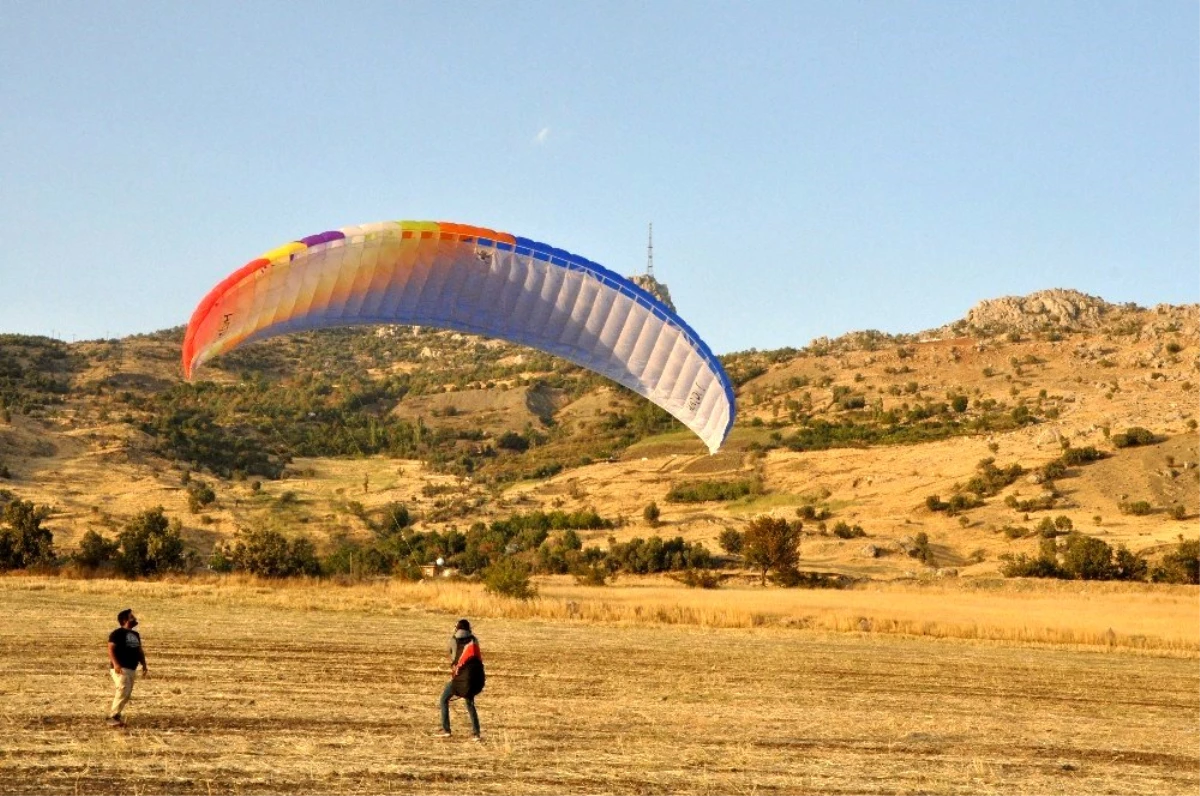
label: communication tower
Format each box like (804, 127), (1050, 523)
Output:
(646, 223), (654, 278)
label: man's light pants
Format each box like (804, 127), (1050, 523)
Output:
(110, 669), (135, 718)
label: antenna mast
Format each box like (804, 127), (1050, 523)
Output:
(646, 223), (654, 278)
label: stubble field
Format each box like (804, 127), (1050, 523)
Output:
(0, 575), (1197, 795)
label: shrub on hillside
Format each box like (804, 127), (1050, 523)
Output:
(607, 535), (713, 574)
(1061, 446), (1106, 466)
(796, 504), (830, 522)
(1000, 534), (1150, 582)
(908, 532), (936, 566)
(483, 557), (537, 600)
(831, 521), (866, 539)
(718, 528), (743, 556)
(115, 507), (191, 577)
(642, 501), (661, 527)
(73, 530), (118, 569)
(186, 480), (216, 513)
(211, 527), (320, 578)
(496, 431), (530, 452)
(1150, 538), (1200, 584)
(678, 568), (722, 589)
(1119, 500), (1154, 517)
(1111, 427), (1156, 448)
(572, 561), (613, 586)
(375, 502), (412, 536)
(964, 458), (1024, 497)
(1005, 493), (1058, 513)
(666, 478), (762, 503)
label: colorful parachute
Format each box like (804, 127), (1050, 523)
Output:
(182, 221), (735, 453)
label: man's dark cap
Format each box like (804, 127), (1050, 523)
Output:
(456, 618), (471, 631)
(117, 608), (134, 625)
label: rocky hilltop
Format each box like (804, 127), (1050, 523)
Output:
(962, 289), (1113, 333)
(627, 274), (676, 313)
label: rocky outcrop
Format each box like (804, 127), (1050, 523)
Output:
(960, 289), (1113, 334)
(628, 274), (676, 313)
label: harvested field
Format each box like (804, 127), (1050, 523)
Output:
(1, 576), (1197, 794)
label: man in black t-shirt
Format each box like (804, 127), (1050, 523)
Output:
(106, 608), (148, 727)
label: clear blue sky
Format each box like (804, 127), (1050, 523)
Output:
(1, 2), (1196, 354)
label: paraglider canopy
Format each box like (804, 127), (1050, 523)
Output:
(182, 220), (735, 453)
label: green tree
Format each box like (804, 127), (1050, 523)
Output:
(742, 515), (802, 585)
(718, 528), (743, 556)
(0, 499), (55, 570)
(483, 557), (537, 600)
(74, 530), (118, 569)
(1151, 538), (1199, 584)
(1059, 533), (1117, 580)
(212, 527), (321, 578)
(642, 501), (661, 527)
(115, 507), (189, 577)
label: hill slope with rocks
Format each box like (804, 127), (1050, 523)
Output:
(0, 290), (1196, 580)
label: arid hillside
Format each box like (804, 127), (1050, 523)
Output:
(1, 289), (1196, 579)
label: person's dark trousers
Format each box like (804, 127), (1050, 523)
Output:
(440, 681), (480, 736)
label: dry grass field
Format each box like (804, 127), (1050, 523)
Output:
(1, 575), (1197, 795)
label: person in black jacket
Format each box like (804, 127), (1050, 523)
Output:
(106, 608), (148, 727)
(436, 618), (485, 740)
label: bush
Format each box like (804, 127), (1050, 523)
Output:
(642, 502), (661, 526)
(572, 561), (612, 586)
(1119, 501), (1154, 517)
(74, 530), (118, 569)
(678, 568), (722, 589)
(186, 480), (216, 513)
(831, 521), (866, 539)
(1000, 552), (1061, 578)
(211, 527), (320, 577)
(718, 528), (743, 556)
(1150, 538), (1199, 584)
(376, 502), (412, 536)
(115, 507), (191, 577)
(908, 532), (935, 566)
(1061, 446), (1106, 466)
(666, 478), (762, 503)
(608, 535), (713, 574)
(496, 431), (530, 452)
(796, 504), (830, 522)
(1111, 427), (1156, 448)
(1001, 534), (1151, 582)
(483, 557), (537, 599)
(1006, 493), (1058, 513)
(964, 458), (1024, 497)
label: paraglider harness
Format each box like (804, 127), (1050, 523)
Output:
(450, 634), (485, 699)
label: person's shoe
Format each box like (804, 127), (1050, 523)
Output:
(471, 735), (482, 743)
(434, 730), (452, 738)
(106, 716), (125, 728)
